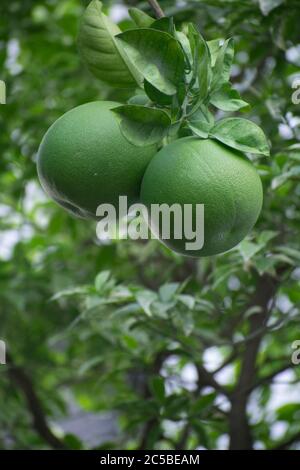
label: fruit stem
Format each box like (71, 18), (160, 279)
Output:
(147, 0), (165, 18)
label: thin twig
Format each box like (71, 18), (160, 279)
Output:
(147, 0), (165, 18)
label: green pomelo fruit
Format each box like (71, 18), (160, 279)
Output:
(37, 101), (156, 219)
(140, 137), (263, 257)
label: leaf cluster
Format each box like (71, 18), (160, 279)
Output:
(79, 1), (270, 156)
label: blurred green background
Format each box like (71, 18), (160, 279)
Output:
(0, 0), (300, 450)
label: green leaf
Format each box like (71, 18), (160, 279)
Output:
(196, 299), (215, 313)
(78, 0), (141, 88)
(258, 230), (278, 246)
(210, 83), (249, 111)
(188, 123), (210, 139)
(112, 104), (171, 146)
(150, 376), (166, 403)
(189, 103), (214, 123)
(128, 94), (149, 106)
(128, 7), (154, 28)
(188, 105), (214, 138)
(276, 403), (300, 421)
(95, 270), (110, 292)
(122, 334), (139, 350)
(211, 117), (270, 156)
(63, 434), (83, 450)
(177, 294), (195, 310)
(255, 257), (276, 276)
(176, 31), (193, 69)
(164, 395), (189, 418)
(244, 305), (263, 318)
(259, 0), (284, 16)
(211, 38), (234, 92)
(276, 246), (300, 263)
(151, 17), (175, 35)
(271, 166), (300, 189)
(144, 80), (173, 105)
(116, 28), (185, 95)
(175, 311), (195, 336)
(159, 283), (179, 302)
(197, 42), (212, 101)
(239, 240), (264, 262)
(286, 144), (300, 160)
(190, 393), (216, 415)
(188, 24), (211, 100)
(136, 290), (157, 316)
(51, 286), (89, 301)
(207, 39), (221, 66)
(78, 356), (104, 375)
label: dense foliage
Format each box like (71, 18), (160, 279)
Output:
(0, 0), (300, 450)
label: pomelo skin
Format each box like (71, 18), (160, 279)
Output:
(37, 101), (156, 219)
(140, 138), (263, 257)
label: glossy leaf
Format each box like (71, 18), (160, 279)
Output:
(95, 270), (111, 292)
(150, 376), (166, 403)
(188, 105), (215, 138)
(116, 28), (185, 95)
(239, 241), (264, 262)
(78, 0), (141, 87)
(188, 24), (211, 100)
(128, 94), (149, 106)
(211, 117), (270, 156)
(207, 39), (221, 66)
(210, 83), (249, 111)
(271, 166), (300, 189)
(151, 17), (175, 34)
(159, 283), (179, 302)
(112, 104), (171, 146)
(136, 290), (157, 316)
(176, 31), (193, 68)
(128, 7), (154, 28)
(144, 80), (172, 105)
(211, 38), (234, 91)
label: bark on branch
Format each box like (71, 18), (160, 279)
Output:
(6, 354), (66, 450)
(228, 273), (279, 450)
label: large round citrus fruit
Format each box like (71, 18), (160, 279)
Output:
(37, 101), (156, 219)
(140, 138), (263, 257)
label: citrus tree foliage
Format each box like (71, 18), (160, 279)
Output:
(1, 0), (300, 450)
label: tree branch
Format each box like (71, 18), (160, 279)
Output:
(138, 351), (167, 449)
(175, 424), (191, 450)
(147, 0), (165, 18)
(273, 431), (300, 450)
(196, 364), (228, 396)
(228, 273), (279, 450)
(6, 354), (66, 450)
(248, 362), (296, 394)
